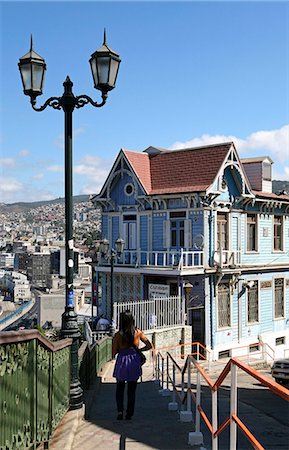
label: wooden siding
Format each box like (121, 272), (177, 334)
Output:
(231, 215), (240, 251)
(112, 216), (120, 246)
(102, 215), (108, 240)
(140, 215), (148, 252)
(241, 214), (289, 266)
(110, 172), (138, 206)
(190, 211), (204, 246)
(152, 213), (166, 251)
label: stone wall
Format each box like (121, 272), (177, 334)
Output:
(143, 325), (192, 361)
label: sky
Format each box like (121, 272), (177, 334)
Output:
(0, 0), (289, 204)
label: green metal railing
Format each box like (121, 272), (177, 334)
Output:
(0, 330), (72, 450)
(79, 336), (112, 389)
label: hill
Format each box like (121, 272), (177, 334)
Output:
(272, 180), (289, 194)
(0, 181), (288, 214)
(0, 195), (91, 213)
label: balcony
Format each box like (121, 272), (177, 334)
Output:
(99, 249), (204, 270)
(213, 249), (241, 268)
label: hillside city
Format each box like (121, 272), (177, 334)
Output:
(0, 198), (101, 330)
(1, 179), (288, 332)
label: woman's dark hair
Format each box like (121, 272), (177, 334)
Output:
(119, 310), (135, 345)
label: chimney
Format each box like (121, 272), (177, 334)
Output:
(241, 156), (273, 193)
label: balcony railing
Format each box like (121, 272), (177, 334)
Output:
(99, 249), (204, 270)
(213, 249), (241, 268)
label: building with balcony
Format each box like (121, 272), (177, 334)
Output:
(93, 142), (289, 359)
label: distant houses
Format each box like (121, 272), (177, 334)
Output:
(93, 142), (289, 360)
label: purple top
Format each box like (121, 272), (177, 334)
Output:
(113, 347), (142, 381)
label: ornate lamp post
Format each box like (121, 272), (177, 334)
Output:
(100, 238), (124, 333)
(18, 32), (121, 409)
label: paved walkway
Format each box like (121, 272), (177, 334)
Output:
(48, 358), (289, 450)
(49, 360), (199, 450)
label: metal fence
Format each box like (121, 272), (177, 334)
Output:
(0, 330), (72, 449)
(113, 295), (184, 331)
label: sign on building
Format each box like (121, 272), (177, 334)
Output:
(148, 283), (170, 299)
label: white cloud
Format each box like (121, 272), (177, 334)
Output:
(0, 176), (54, 203)
(272, 166), (289, 181)
(0, 177), (23, 193)
(47, 165), (63, 173)
(0, 158), (16, 167)
(74, 155), (112, 195)
(54, 127), (86, 149)
(32, 173), (44, 180)
(170, 124), (289, 163)
(18, 149), (30, 157)
(169, 124), (289, 181)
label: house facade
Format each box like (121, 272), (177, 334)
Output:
(93, 142), (289, 360)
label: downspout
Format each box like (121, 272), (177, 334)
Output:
(208, 209), (214, 350)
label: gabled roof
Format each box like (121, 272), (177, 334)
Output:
(122, 150), (152, 193)
(124, 142), (233, 195)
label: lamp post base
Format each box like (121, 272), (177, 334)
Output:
(61, 307), (83, 410)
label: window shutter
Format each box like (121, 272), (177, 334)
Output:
(163, 220), (170, 249)
(184, 219), (192, 249)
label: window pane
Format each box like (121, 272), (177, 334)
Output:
(274, 278), (284, 318)
(171, 230), (177, 247)
(217, 213), (228, 250)
(218, 284), (230, 327)
(274, 216), (283, 251)
(247, 215), (257, 251)
(248, 282), (258, 323)
(263, 162), (271, 181)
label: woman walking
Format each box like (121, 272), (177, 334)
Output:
(112, 310), (152, 420)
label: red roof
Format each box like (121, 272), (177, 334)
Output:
(123, 150), (152, 193)
(252, 190), (289, 202)
(124, 143), (232, 195)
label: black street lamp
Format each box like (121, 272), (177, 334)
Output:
(18, 32), (121, 410)
(100, 238), (124, 333)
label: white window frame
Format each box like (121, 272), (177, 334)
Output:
(216, 283), (232, 330)
(245, 212), (259, 253)
(216, 212), (229, 252)
(273, 277), (285, 320)
(124, 182), (135, 197)
(246, 280), (259, 325)
(272, 215), (284, 253)
(123, 220), (137, 250)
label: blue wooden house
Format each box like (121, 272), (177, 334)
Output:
(93, 142), (289, 360)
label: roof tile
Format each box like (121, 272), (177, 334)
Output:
(124, 143), (232, 195)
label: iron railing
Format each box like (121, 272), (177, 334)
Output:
(0, 330), (72, 449)
(79, 335), (112, 389)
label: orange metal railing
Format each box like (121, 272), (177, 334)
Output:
(155, 345), (289, 450)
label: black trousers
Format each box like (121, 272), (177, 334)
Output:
(116, 380), (137, 417)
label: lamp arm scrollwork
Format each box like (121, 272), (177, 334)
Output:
(31, 96), (62, 112)
(75, 93), (107, 109)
